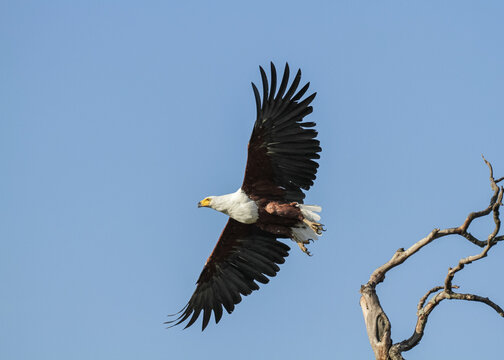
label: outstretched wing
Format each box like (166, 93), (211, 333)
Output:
(166, 218), (290, 331)
(242, 62), (321, 203)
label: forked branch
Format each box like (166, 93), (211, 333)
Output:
(360, 158), (503, 360)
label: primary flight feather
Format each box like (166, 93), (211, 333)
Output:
(167, 62), (323, 330)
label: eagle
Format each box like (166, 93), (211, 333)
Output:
(167, 62), (323, 330)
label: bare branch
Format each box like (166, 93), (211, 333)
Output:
(445, 185), (503, 291)
(417, 285), (458, 312)
(391, 290), (504, 357)
(483, 155), (499, 192)
(459, 232), (487, 247)
(489, 186), (503, 241)
(417, 286), (443, 312)
(366, 229), (441, 286)
(449, 292), (504, 317)
(360, 287), (392, 360)
(360, 159), (503, 359)
(459, 188), (499, 232)
(461, 233), (504, 248)
(444, 241), (492, 293)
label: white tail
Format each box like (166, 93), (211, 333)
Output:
(291, 204), (323, 244)
(298, 204), (321, 222)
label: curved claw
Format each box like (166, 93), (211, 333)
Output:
(303, 218), (325, 235)
(297, 242), (312, 256)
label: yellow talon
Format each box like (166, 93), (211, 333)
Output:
(303, 219), (325, 235)
(297, 242), (312, 256)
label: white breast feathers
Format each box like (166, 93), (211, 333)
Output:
(209, 189), (259, 224)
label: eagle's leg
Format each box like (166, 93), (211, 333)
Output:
(302, 218), (325, 235)
(297, 241), (312, 257)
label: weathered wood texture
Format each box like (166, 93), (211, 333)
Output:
(360, 158), (503, 359)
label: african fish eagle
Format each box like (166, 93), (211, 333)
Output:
(167, 62), (323, 330)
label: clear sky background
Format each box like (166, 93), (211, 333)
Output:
(1, 1), (503, 359)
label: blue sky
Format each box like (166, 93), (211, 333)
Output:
(1, 1), (503, 359)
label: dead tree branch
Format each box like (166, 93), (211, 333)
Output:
(360, 158), (504, 360)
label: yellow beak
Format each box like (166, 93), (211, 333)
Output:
(198, 198), (211, 208)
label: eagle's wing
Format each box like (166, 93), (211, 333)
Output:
(166, 218), (290, 331)
(241, 62), (321, 203)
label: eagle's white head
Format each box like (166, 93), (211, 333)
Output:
(197, 190), (259, 224)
